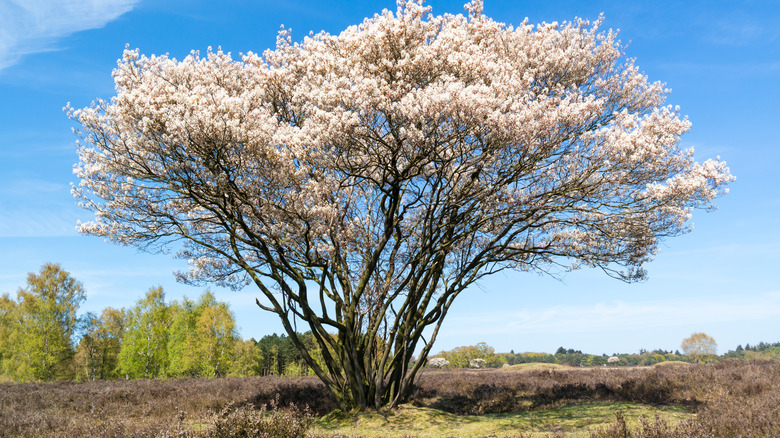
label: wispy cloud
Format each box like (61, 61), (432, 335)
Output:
(0, 207), (80, 237)
(0, 175), (77, 236)
(447, 292), (780, 337)
(0, 178), (66, 195)
(0, 0), (139, 72)
(701, 12), (779, 47)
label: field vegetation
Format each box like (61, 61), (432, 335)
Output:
(1, 359), (778, 437)
(4, 264), (780, 436)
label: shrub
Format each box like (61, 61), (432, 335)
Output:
(2, 359), (779, 436)
(208, 397), (313, 438)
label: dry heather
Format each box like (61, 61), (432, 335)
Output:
(0, 360), (778, 437)
(0, 376), (329, 437)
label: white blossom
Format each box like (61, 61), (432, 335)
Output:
(69, 0), (732, 410)
(469, 358), (487, 368)
(428, 357), (450, 368)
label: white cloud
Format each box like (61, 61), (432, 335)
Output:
(0, 178), (66, 195)
(0, 207), (80, 237)
(447, 292), (780, 337)
(0, 0), (139, 71)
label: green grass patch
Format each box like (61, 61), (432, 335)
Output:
(503, 363), (573, 372)
(651, 360), (692, 367)
(313, 402), (690, 437)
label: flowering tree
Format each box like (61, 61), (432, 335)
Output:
(469, 358), (487, 368)
(70, 1), (732, 410)
(427, 357), (450, 368)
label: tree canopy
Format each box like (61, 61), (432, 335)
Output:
(681, 332), (718, 363)
(70, 1), (732, 410)
(2, 264), (86, 381)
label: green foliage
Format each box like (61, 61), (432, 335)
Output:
(436, 342), (499, 368)
(437, 343), (699, 369)
(118, 289), (240, 379)
(229, 339), (263, 377)
(498, 351), (557, 366)
(118, 286), (171, 378)
(2, 271), (251, 382)
(722, 341), (780, 360)
(0, 293), (20, 378)
(496, 347), (692, 368)
(74, 307), (127, 381)
(226, 331), (327, 378)
(0, 267), (326, 383)
(167, 292), (237, 377)
(257, 333), (307, 376)
(166, 297), (201, 377)
(5, 263), (780, 387)
(555, 347), (589, 367)
(2, 264), (86, 381)
(681, 332), (718, 363)
(194, 293), (237, 377)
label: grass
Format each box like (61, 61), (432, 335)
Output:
(650, 361), (692, 367)
(503, 363), (573, 372)
(313, 402), (690, 437)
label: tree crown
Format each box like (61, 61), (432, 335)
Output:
(69, 0), (733, 410)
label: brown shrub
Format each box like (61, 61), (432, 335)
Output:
(411, 364), (701, 414)
(589, 360), (780, 438)
(1, 360), (778, 437)
(0, 376), (331, 437)
(208, 396), (313, 438)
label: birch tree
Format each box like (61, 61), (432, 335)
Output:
(75, 307), (127, 380)
(0, 293), (18, 379)
(194, 295), (236, 377)
(7, 264), (86, 381)
(118, 287), (170, 378)
(167, 291), (236, 377)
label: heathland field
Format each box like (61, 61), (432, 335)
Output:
(1, 359), (778, 437)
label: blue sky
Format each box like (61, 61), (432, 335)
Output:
(0, 0), (778, 356)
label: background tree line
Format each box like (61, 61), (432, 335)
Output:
(428, 344), (692, 368)
(3, 264), (777, 382)
(431, 340), (780, 369)
(0, 264), (324, 382)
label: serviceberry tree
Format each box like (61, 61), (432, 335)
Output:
(70, 1), (732, 410)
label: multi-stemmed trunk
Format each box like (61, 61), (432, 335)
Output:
(264, 283), (461, 411)
(248, 233), (473, 411)
(70, 0), (732, 414)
